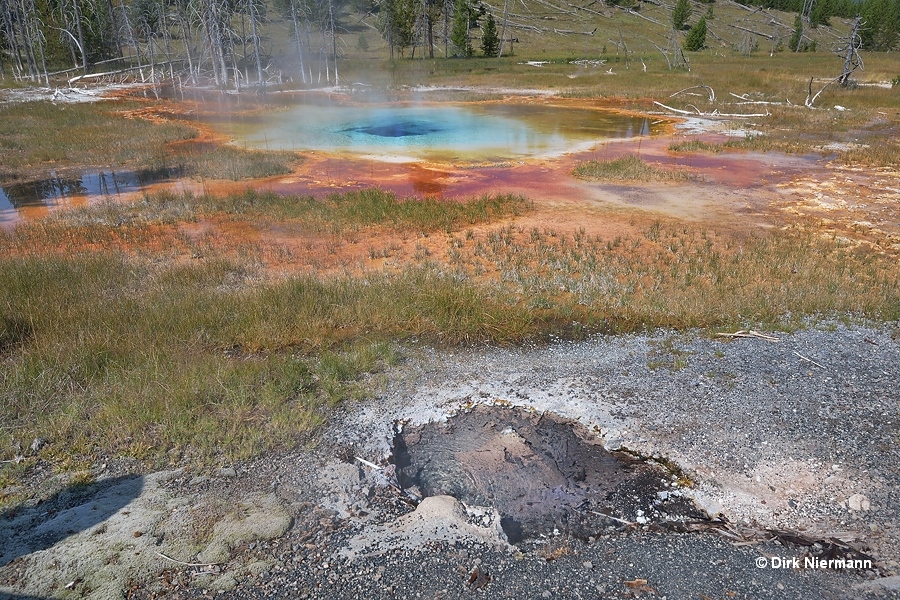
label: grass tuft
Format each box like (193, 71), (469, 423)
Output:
(668, 139), (723, 153)
(573, 155), (694, 182)
(173, 145), (300, 180)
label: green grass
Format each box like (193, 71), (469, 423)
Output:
(173, 145), (301, 180)
(0, 101), (302, 183)
(839, 139), (900, 168)
(0, 256), (531, 477)
(0, 101), (196, 180)
(669, 139), (723, 153)
(453, 221), (900, 332)
(1, 188), (532, 242)
(573, 155), (694, 182)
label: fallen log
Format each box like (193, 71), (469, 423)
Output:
(653, 101), (771, 118)
(728, 23), (775, 40)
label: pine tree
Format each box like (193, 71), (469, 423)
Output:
(672, 0), (692, 30)
(481, 13), (500, 57)
(789, 13), (803, 51)
(684, 16), (707, 50)
(451, 0), (480, 57)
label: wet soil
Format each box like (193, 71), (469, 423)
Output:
(393, 405), (704, 542)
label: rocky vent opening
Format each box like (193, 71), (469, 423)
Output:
(391, 405), (707, 543)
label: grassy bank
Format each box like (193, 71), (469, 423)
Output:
(0, 189), (532, 253)
(0, 256), (531, 476)
(0, 101), (300, 183)
(454, 222), (900, 331)
(0, 101), (195, 180)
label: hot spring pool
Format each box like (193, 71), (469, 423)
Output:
(213, 100), (664, 162)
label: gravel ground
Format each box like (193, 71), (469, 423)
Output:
(2, 323), (899, 599)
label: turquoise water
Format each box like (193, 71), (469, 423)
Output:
(217, 101), (659, 162)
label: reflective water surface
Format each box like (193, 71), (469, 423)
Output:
(0, 169), (176, 224)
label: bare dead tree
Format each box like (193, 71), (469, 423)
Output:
(806, 16), (864, 107)
(328, 0), (338, 83)
(287, 0), (309, 83)
(498, 0), (510, 57)
(800, 0), (815, 23)
(20, 0), (50, 83)
(247, 0), (265, 86)
(837, 16), (863, 87)
(54, 0), (90, 75)
(655, 28), (688, 71)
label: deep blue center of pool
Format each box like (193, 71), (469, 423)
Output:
(348, 119), (445, 138)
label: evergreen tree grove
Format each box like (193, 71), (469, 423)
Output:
(789, 13), (804, 51)
(451, 0), (475, 57)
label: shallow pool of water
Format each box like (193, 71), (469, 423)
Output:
(214, 100), (662, 162)
(0, 169), (176, 223)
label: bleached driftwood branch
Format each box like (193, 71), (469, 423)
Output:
(653, 101), (770, 118)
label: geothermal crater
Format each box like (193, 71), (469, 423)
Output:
(392, 405), (706, 543)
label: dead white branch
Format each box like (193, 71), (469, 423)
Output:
(726, 0), (758, 12)
(653, 101), (770, 118)
(805, 75), (840, 108)
(653, 101), (699, 115)
(156, 552), (225, 567)
(729, 92), (784, 106)
(715, 330), (781, 342)
(567, 2), (608, 17)
(355, 456), (383, 470)
(793, 351), (827, 369)
(671, 84), (715, 102)
(591, 511), (636, 526)
(553, 27), (597, 35)
(618, 5), (665, 25)
(728, 24), (775, 40)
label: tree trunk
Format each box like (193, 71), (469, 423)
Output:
(16, 0), (37, 80)
(329, 0), (338, 84)
(104, 0), (123, 58)
(248, 0), (264, 87)
(156, 0), (175, 81)
(2, 1), (26, 78)
(176, 4), (197, 85)
(72, 0), (89, 74)
(838, 16), (862, 87)
(289, 0), (307, 84)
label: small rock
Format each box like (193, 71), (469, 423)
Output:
(30, 438), (46, 454)
(582, 561), (593, 570)
(848, 494), (870, 511)
(218, 467), (237, 478)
